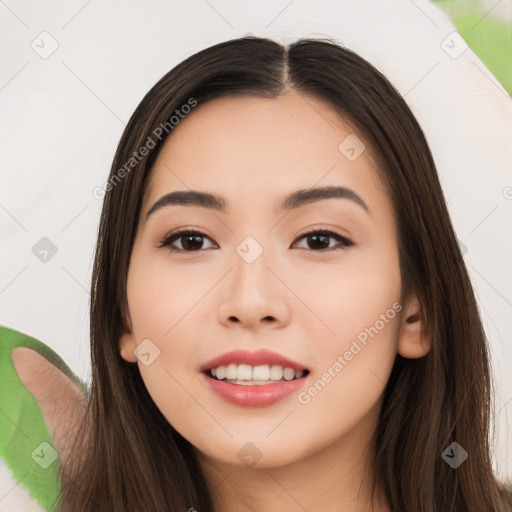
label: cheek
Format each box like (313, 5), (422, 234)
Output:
(290, 244), (402, 420)
(292, 254), (402, 445)
(127, 248), (210, 342)
(291, 244), (402, 344)
(125, 252), (208, 409)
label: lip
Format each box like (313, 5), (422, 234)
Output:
(201, 372), (309, 408)
(199, 349), (311, 408)
(199, 349), (310, 373)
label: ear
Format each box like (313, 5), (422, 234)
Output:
(397, 293), (431, 359)
(119, 303), (137, 363)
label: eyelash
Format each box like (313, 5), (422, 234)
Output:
(157, 228), (354, 253)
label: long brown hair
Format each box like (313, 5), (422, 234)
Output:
(58, 36), (512, 511)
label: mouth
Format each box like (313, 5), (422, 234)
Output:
(201, 364), (310, 407)
(203, 364), (310, 386)
(199, 349), (311, 406)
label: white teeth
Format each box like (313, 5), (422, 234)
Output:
(252, 365), (270, 380)
(237, 364), (253, 380)
(269, 365), (283, 380)
(209, 364), (307, 382)
(226, 363), (238, 380)
(283, 368), (295, 381)
(215, 366), (226, 380)
(226, 380), (276, 386)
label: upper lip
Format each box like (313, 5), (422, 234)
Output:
(200, 349), (310, 373)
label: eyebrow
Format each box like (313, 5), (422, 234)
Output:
(145, 185), (369, 220)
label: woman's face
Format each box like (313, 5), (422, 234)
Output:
(120, 92), (407, 471)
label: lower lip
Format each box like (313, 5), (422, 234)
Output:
(201, 372), (308, 408)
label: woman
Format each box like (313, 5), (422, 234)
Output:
(18, 35), (511, 511)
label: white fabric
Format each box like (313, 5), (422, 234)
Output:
(0, 458), (46, 512)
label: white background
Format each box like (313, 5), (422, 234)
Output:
(1, 0), (511, 481)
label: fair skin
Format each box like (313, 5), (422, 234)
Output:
(119, 91), (431, 511)
(13, 91), (430, 512)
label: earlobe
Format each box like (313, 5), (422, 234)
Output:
(397, 294), (431, 359)
(119, 331), (137, 363)
(119, 312), (137, 363)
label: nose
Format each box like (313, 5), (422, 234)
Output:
(217, 244), (291, 331)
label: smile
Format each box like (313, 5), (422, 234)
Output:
(199, 348), (311, 407)
(208, 363), (308, 385)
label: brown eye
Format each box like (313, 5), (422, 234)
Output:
(157, 228), (353, 253)
(292, 229), (353, 251)
(158, 230), (216, 252)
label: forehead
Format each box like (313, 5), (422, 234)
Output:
(142, 92), (386, 215)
